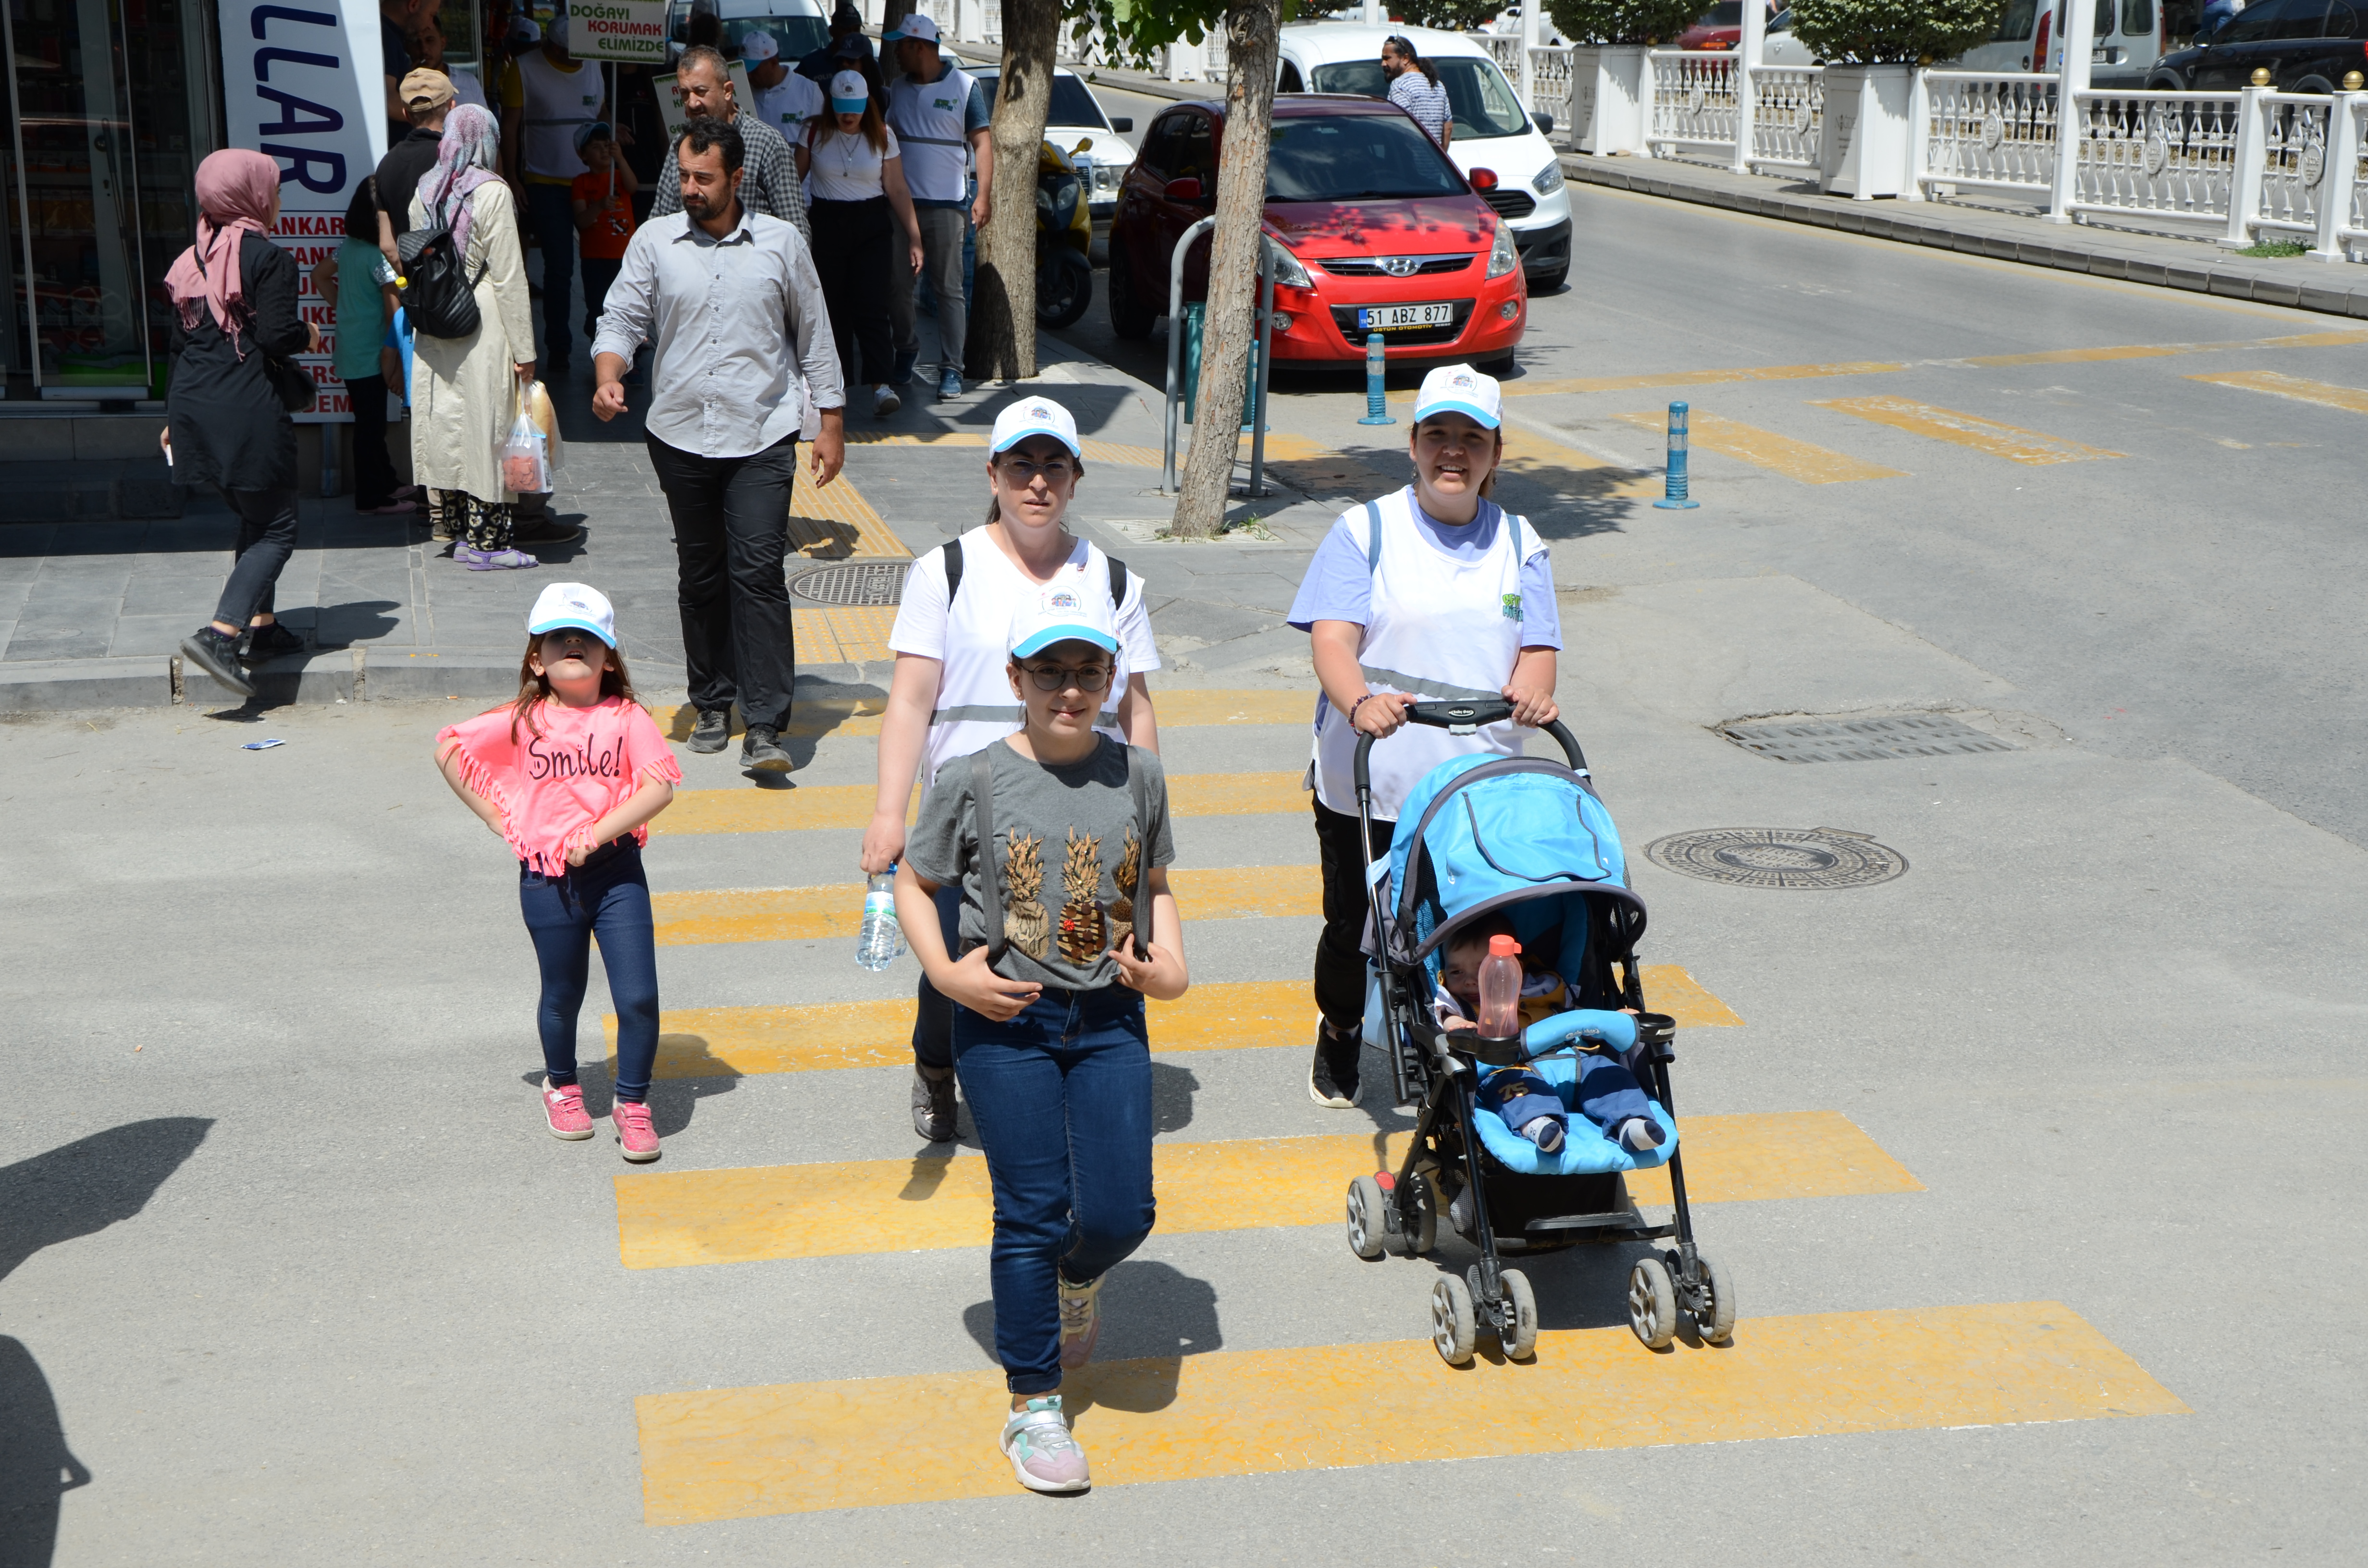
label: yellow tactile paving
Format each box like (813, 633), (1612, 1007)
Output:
(607, 968), (1742, 1078)
(651, 865), (1320, 946)
(788, 607), (900, 666)
(787, 468), (908, 560)
(612, 1112), (1918, 1269)
(1614, 410), (1906, 485)
(2186, 368), (2368, 417)
(840, 431), (1164, 466)
(637, 1301), (2183, 1521)
(652, 771), (1304, 837)
(1504, 359), (1906, 399)
(1812, 396), (2124, 466)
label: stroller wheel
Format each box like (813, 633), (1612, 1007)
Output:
(1499, 1268), (1539, 1360)
(1692, 1251), (1737, 1345)
(1628, 1257), (1677, 1350)
(1431, 1274), (1477, 1366)
(1345, 1176), (1389, 1261)
(1396, 1172), (1437, 1258)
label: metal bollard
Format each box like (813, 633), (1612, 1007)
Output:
(1357, 332), (1394, 425)
(1653, 401), (1700, 510)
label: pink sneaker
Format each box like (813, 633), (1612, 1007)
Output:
(999, 1396), (1090, 1494)
(542, 1079), (593, 1140)
(613, 1100), (660, 1163)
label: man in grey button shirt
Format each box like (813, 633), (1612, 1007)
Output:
(591, 116), (845, 772)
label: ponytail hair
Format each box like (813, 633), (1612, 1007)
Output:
(1384, 35), (1438, 88)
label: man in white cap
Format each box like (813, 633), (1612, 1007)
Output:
(741, 27), (824, 149)
(883, 11), (992, 401)
(650, 44), (809, 243)
(500, 12), (607, 375)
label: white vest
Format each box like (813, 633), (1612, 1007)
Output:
(751, 71), (822, 145)
(514, 53), (601, 180)
(1311, 488), (1538, 821)
(887, 65), (974, 204)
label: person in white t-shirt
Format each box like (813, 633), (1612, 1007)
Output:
(802, 68), (924, 419)
(868, 396), (1162, 1142)
(741, 27), (824, 149)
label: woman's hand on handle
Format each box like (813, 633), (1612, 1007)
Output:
(1501, 682), (1558, 728)
(1351, 690), (1412, 738)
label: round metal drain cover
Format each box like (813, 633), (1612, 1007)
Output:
(1644, 827), (1907, 891)
(790, 562), (907, 606)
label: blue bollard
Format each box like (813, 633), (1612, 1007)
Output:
(1357, 332), (1394, 425)
(1653, 400), (1701, 510)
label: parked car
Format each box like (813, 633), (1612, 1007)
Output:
(1763, 1), (2170, 85)
(1103, 95), (1528, 369)
(1678, 2), (1746, 50)
(2149, 0), (2367, 89)
(968, 62), (1135, 252)
(1274, 23), (1571, 291)
(666, 0), (830, 64)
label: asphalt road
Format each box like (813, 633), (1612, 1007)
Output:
(4, 174), (2365, 1563)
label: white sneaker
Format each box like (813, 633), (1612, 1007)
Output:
(1000, 1395), (1090, 1493)
(872, 383), (901, 416)
(1058, 1274), (1104, 1369)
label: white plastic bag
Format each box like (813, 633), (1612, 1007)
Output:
(501, 407), (549, 497)
(523, 378), (564, 473)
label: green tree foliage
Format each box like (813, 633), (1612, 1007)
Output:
(1392, 0), (1508, 30)
(1787, 0), (2009, 63)
(1545, 0), (1709, 45)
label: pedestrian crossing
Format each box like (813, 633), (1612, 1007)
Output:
(650, 770), (1306, 836)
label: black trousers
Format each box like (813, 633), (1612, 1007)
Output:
(1313, 796), (1395, 1033)
(211, 485), (300, 627)
(644, 431), (798, 732)
(346, 374), (398, 509)
(809, 196), (894, 387)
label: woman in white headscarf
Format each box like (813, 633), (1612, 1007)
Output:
(409, 102), (540, 569)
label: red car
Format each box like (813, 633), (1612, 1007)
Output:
(1104, 95), (1527, 368)
(1677, 1), (1744, 49)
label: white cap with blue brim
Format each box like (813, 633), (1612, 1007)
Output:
(829, 69), (869, 113)
(990, 395), (1082, 457)
(1007, 579), (1119, 660)
(1413, 363), (1503, 429)
(528, 581), (617, 648)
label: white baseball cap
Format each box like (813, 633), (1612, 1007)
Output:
(828, 68), (869, 112)
(739, 27), (779, 61)
(545, 12), (568, 46)
(1412, 363), (1503, 429)
(990, 395), (1081, 457)
(528, 581), (617, 649)
(507, 15), (540, 44)
(1007, 576), (1119, 660)
(884, 12), (940, 42)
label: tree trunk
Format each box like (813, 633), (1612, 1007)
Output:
(967, 0), (1057, 381)
(1172, 0), (1279, 539)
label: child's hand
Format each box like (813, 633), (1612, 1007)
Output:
(938, 947), (1042, 1022)
(1109, 936), (1186, 1002)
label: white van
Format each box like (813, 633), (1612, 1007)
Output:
(1763, 1), (2169, 86)
(1275, 23), (1574, 290)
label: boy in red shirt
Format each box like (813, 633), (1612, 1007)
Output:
(570, 121), (640, 343)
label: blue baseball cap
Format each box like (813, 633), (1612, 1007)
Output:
(1413, 363), (1503, 429)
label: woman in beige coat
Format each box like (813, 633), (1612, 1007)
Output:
(409, 103), (540, 569)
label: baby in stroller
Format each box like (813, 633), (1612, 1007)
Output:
(1432, 914), (1666, 1157)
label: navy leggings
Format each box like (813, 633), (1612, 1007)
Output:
(518, 843), (660, 1102)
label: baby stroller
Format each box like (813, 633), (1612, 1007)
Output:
(1339, 699), (1736, 1363)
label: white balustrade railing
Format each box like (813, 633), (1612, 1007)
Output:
(1746, 66), (1822, 170)
(1920, 72), (2057, 195)
(1530, 46), (1573, 115)
(2255, 93), (2333, 235)
(1648, 50), (1739, 159)
(1480, 34), (1524, 80)
(2342, 98), (2368, 250)
(2065, 90), (2242, 234)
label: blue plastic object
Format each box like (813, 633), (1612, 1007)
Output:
(1653, 400), (1700, 510)
(1357, 331), (1394, 425)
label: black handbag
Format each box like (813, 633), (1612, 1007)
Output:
(190, 239), (314, 412)
(398, 215), (487, 340)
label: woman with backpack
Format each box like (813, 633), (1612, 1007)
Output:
(408, 102), (540, 570)
(164, 149), (323, 699)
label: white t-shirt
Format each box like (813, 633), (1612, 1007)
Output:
(751, 71), (824, 146)
(806, 123), (900, 202)
(889, 529), (1161, 787)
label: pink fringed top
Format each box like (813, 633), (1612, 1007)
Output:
(437, 696), (682, 875)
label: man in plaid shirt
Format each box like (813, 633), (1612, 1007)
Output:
(651, 45), (810, 243)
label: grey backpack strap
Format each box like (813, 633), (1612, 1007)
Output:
(941, 537), (965, 604)
(1125, 744), (1153, 959)
(1106, 551), (1127, 612)
(1364, 500), (1384, 571)
(969, 744), (1005, 964)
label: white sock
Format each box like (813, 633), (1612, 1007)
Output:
(1619, 1116), (1664, 1151)
(1521, 1115), (1565, 1152)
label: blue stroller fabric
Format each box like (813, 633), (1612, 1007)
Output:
(1471, 1009), (1677, 1174)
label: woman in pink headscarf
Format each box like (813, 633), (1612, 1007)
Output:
(162, 148), (323, 699)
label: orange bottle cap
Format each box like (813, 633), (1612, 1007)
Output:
(1489, 934), (1521, 956)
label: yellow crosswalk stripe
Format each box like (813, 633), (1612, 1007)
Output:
(1614, 410), (1906, 484)
(1504, 360), (1906, 399)
(635, 1301), (2183, 1522)
(612, 1112), (1918, 1269)
(655, 688), (1310, 745)
(604, 968), (1742, 1077)
(2186, 368), (2368, 416)
(788, 468), (907, 560)
(651, 865), (1320, 945)
(1812, 396), (2124, 465)
(1496, 424), (1664, 499)
(652, 771), (1305, 837)
(1959, 328), (2368, 366)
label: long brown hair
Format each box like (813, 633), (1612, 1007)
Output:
(507, 633), (640, 741)
(812, 94), (889, 155)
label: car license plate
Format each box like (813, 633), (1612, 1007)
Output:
(1358, 304), (1454, 331)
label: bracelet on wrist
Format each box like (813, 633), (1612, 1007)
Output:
(1349, 693), (1375, 721)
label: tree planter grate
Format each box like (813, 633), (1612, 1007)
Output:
(1718, 713), (2014, 764)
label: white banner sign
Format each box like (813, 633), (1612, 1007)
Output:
(570, 0), (671, 63)
(219, 0), (386, 423)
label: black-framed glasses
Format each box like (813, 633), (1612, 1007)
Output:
(1021, 661), (1112, 692)
(997, 456), (1075, 482)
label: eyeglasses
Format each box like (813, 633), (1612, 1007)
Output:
(997, 456), (1075, 483)
(1020, 661), (1111, 692)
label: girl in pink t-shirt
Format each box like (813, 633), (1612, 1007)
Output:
(434, 584), (682, 1162)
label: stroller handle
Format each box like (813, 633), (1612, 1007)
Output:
(1351, 698), (1588, 797)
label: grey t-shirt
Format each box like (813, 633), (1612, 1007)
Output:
(907, 735), (1176, 992)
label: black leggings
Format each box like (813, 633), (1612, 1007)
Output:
(211, 485), (299, 627)
(1313, 796), (1395, 1033)
(347, 374), (400, 509)
(809, 195), (894, 387)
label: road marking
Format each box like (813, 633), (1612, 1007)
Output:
(654, 689), (1311, 746)
(1495, 424), (1665, 498)
(788, 607), (900, 666)
(788, 468), (907, 560)
(636, 1300), (2178, 1521)
(613, 1112), (1916, 1268)
(1812, 396), (2125, 465)
(1258, 433), (1404, 498)
(1956, 329), (2368, 367)
(651, 866), (1321, 945)
(1504, 360), (1907, 399)
(652, 771), (1304, 837)
(1613, 410), (1906, 484)
(604, 968), (1742, 1077)
(2186, 368), (2368, 416)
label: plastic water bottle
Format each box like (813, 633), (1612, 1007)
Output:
(855, 870), (904, 971)
(1477, 934), (1523, 1040)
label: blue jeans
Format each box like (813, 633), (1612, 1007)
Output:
(524, 181), (579, 365)
(954, 985), (1156, 1395)
(518, 843), (659, 1102)
(1480, 1052), (1654, 1137)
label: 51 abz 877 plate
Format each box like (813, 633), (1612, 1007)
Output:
(1358, 303), (1455, 331)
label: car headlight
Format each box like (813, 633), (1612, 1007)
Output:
(1267, 242), (1313, 290)
(1532, 160), (1565, 196)
(1485, 222), (1517, 279)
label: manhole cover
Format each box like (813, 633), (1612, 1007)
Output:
(1645, 828), (1907, 891)
(790, 562), (908, 606)
(1719, 713), (2015, 764)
